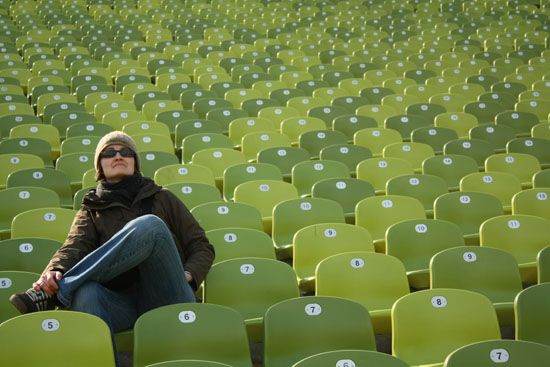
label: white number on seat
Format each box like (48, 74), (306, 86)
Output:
(18, 191), (30, 199)
(482, 175), (493, 183)
(508, 220), (520, 229)
(415, 224), (428, 233)
(42, 319), (60, 331)
(336, 360), (356, 367)
(463, 252), (477, 262)
(490, 348), (510, 363)
(44, 213), (57, 221)
(305, 303), (322, 316)
(0, 278), (12, 288)
(217, 206), (229, 215)
(350, 258), (365, 269)
(240, 264), (255, 274)
(431, 296), (448, 308)
(178, 311), (196, 323)
(223, 233), (237, 243)
(300, 202), (312, 211)
(324, 228), (337, 237)
(335, 181), (347, 189)
(19, 243), (33, 253)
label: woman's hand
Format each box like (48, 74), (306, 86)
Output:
(33, 271), (63, 295)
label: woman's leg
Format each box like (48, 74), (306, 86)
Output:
(70, 281), (137, 367)
(56, 214), (195, 308)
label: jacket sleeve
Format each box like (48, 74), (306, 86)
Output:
(158, 190), (215, 290)
(44, 208), (99, 274)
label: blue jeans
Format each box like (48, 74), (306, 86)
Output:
(56, 214), (195, 335)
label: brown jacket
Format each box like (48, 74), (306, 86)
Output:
(45, 178), (215, 290)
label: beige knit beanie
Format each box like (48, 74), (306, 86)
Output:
(94, 131), (140, 181)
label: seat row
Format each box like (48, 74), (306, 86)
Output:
(2, 193), (549, 282)
(1, 284), (550, 366)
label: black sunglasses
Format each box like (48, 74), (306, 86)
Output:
(100, 147), (136, 158)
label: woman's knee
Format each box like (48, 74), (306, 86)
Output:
(129, 214), (168, 234)
(71, 281), (109, 313)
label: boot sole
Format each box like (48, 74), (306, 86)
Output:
(9, 294), (31, 314)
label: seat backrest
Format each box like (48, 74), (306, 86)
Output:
(444, 339), (550, 367)
(537, 245), (550, 284)
(386, 174), (448, 215)
(280, 116), (327, 144)
(422, 154), (479, 191)
(223, 163), (283, 201)
(293, 223), (374, 291)
(272, 197), (346, 258)
(0, 187), (61, 236)
(205, 228), (276, 265)
(191, 148), (247, 182)
(443, 138), (495, 169)
(138, 151), (180, 179)
(0, 310), (115, 366)
(144, 361), (232, 367)
(392, 288), (501, 366)
(293, 350), (409, 367)
(0, 153), (45, 189)
(0, 270), (40, 323)
(353, 127), (403, 157)
(133, 303), (252, 367)
(386, 218), (465, 288)
(480, 214), (550, 283)
(228, 116), (276, 146)
(356, 195), (426, 252)
(459, 171), (522, 209)
(469, 123), (516, 153)
(311, 177), (375, 219)
(495, 110), (539, 136)
(263, 296), (376, 367)
(298, 129), (348, 159)
(291, 159), (350, 196)
(164, 182), (222, 210)
(234, 179), (298, 219)
(319, 143), (373, 174)
(484, 153), (541, 187)
(533, 169), (550, 188)
(515, 283), (550, 347)
(506, 137), (550, 168)
(191, 201), (263, 232)
(11, 207), (76, 243)
(153, 164), (216, 187)
(181, 133), (234, 163)
(204, 257), (299, 333)
(0, 237), (61, 273)
(256, 146), (310, 180)
(240, 131), (292, 161)
(382, 142), (435, 172)
(0, 137), (53, 167)
(356, 157), (414, 195)
(433, 191), (504, 244)
(430, 246), (523, 303)
(316, 251), (409, 332)
(7, 167), (73, 207)
(55, 152), (94, 186)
